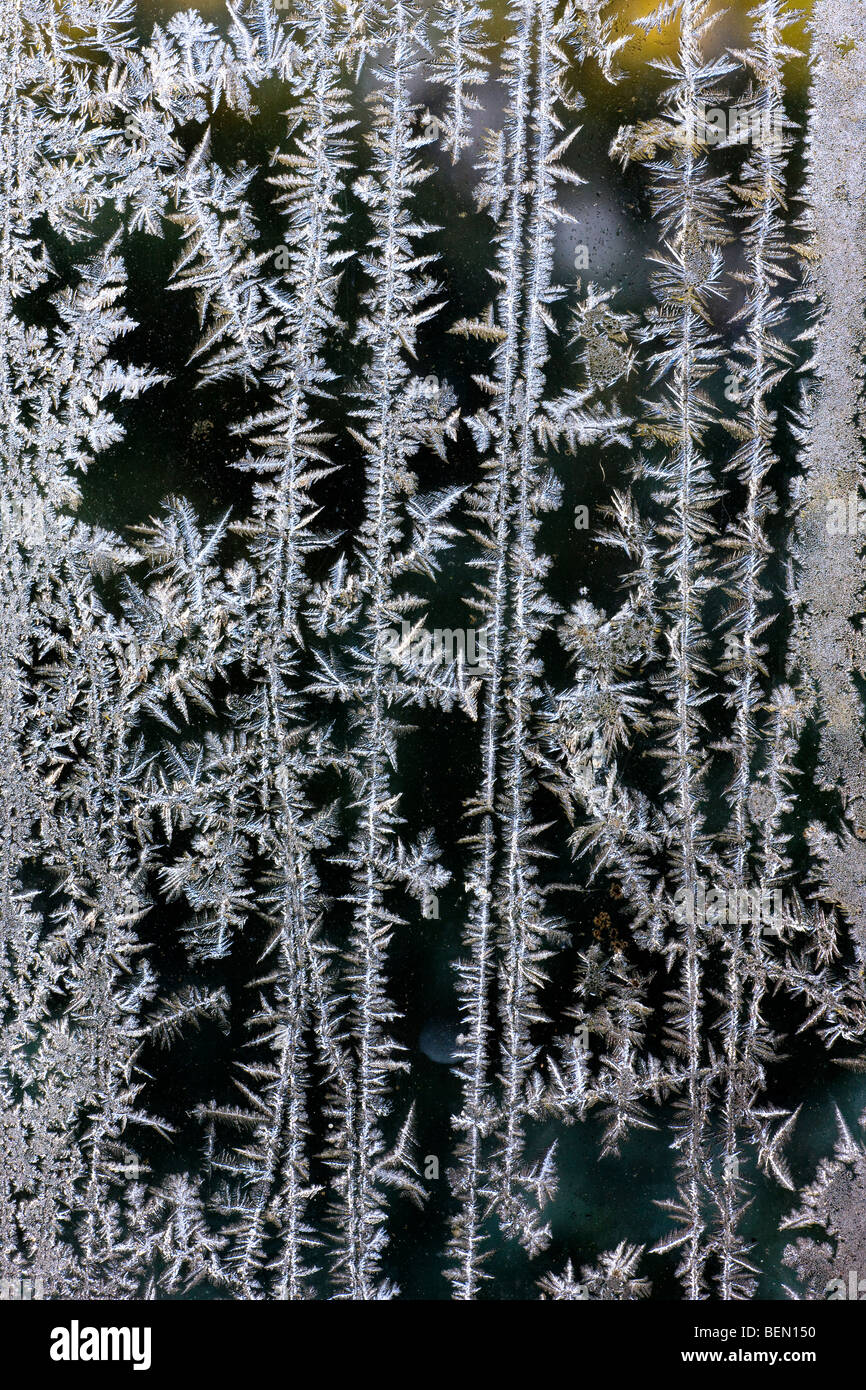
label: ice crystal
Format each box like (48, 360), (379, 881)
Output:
(1, 0), (865, 1303)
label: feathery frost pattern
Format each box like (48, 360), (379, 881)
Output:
(1, 0), (865, 1301)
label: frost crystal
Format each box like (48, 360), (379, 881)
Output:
(1, 0), (865, 1302)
